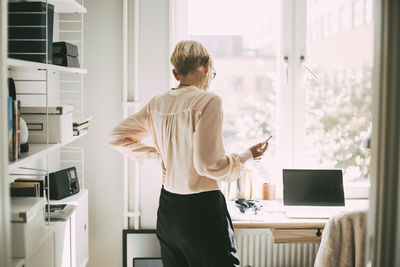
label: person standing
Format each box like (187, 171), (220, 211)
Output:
(109, 40), (269, 267)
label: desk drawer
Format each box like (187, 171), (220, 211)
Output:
(272, 228), (323, 243)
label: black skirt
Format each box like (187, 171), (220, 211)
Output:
(156, 187), (240, 267)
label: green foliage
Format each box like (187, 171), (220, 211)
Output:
(305, 68), (372, 180)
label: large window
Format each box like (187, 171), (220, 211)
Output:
(182, 0), (373, 197)
(188, 0), (281, 193)
(304, 0), (373, 182)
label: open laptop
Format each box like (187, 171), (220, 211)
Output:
(283, 169), (345, 219)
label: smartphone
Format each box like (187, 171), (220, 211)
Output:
(263, 136), (272, 145)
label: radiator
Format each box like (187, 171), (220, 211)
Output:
(235, 229), (320, 267)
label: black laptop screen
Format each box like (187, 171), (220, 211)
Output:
(283, 169), (345, 206)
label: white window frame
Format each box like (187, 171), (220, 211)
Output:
(170, 0), (370, 199)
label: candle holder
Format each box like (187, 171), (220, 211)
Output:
(262, 183), (276, 200)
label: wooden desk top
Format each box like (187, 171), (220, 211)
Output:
(230, 199), (368, 229)
(233, 219), (327, 229)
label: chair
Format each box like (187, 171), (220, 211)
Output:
(314, 209), (368, 267)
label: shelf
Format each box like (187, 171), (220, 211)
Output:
(8, 131), (88, 174)
(47, 0), (87, 13)
(50, 189), (88, 205)
(7, 58), (87, 74)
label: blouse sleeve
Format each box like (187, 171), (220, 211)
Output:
(193, 95), (250, 182)
(108, 104), (160, 164)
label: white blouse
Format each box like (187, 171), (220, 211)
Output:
(109, 86), (253, 194)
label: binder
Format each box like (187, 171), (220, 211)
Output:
(8, 13), (49, 26)
(9, 40), (48, 53)
(9, 27), (47, 40)
(8, 1), (51, 12)
(8, 2), (54, 63)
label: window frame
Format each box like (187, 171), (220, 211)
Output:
(170, 0), (370, 199)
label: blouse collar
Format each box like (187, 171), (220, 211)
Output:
(168, 86), (200, 96)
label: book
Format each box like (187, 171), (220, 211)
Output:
(14, 179), (44, 197)
(8, 97), (13, 161)
(17, 100), (21, 159)
(8, 99), (22, 161)
(53, 42), (79, 58)
(13, 100), (17, 160)
(10, 182), (39, 197)
(8, 78), (16, 161)
(74, 116), (93, 126)
(73, 121), (89, 131)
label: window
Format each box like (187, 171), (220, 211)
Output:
(187, 0), (280, 189)
(304, 0), (373, 182)
(175, 0), (373, 198)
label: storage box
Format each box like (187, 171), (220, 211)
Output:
(20, 105), (73, 144)
(11, 197), (47, 258)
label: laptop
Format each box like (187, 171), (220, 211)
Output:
(283, 169), (345, 219)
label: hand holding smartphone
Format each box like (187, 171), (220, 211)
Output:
(249, 136), (272, 159)
(263, 135), (272, 145)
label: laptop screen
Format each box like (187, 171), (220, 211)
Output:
(283, 169), (345, 206)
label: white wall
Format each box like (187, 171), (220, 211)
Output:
(77, 0), (124, 266)
(78, 0), (170, 265)
(136, 0), (170, 229)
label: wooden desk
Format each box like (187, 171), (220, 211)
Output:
(233, 216), (326, 244)
(230, 199), (368, 244)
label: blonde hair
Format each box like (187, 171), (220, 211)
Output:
(170, 40), (212, 76)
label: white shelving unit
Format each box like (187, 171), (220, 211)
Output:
(7, 58), (87, 74)
(47, 0), (86, 13)
(8, 131), (87, 174)
(2, 0), (89, 266)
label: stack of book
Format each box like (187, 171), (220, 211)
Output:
(8, 78), (21, 161)
(8, 2), (54, 63)
(73, 116), (92, 136)
(10, 178), (44, 197)
(53, 41), (80, 68)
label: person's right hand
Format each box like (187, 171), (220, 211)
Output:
(249, 141), (269, 160)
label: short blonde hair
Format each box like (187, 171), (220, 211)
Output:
(170, 40), (211, 76)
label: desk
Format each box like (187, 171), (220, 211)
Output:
(230, 199), (368, 243)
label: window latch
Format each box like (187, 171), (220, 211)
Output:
(283, 56), (289, 85)
(300, 55), (319, 81)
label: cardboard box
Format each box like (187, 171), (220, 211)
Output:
(20, 105), (73, 144)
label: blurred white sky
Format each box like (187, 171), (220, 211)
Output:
(188, 0), (280, 38)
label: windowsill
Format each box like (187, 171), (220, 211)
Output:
(343, 181), (370, 199)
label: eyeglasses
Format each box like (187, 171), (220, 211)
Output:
(211, 68), (216, 80)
